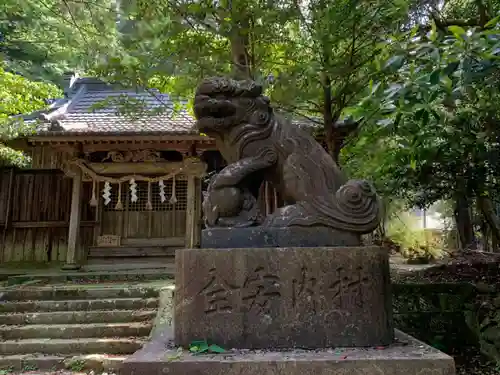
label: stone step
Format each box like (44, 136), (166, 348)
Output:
(7, 269), (174, 286)
(0, 338), (146, 356)
(0, 286), (160, 301)
(0, 354), (129, 375)
(88, 246), (177, 258)
(0, 297), (159, 313)
(0, 309), (157, 325)
(0, 322), (153, 340)
(0, 354), (127, 375)
(0, 354), (65, 372)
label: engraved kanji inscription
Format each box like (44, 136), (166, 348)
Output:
(198, 267), (240, 314)
(329, 266), (370, 308)
(241, 266), (281, 314)
(292, 266), (320, 312)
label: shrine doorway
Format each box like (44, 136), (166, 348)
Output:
(99, 178), (188, 247)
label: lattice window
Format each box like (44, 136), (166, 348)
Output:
(102, 179), (187, 212)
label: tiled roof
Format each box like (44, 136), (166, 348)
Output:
(24, 76), (198, 136)
(21, 75), (320, 138)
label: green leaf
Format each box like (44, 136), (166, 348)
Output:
(189, 340), (209, 354)
(485, 15), (500, 28)
(208, 344), (226, 353)
(430, 48), (441, 61)
(394, 112), (403, 129)
(377, 118), (393, 127)
(429, 21), (437, 42)
(429, 90), (440, 102)
(384, 56), (405, 71)
(414, 109), (424, 121)
(448, 25), (466, 39)
(430, 109), (440, 121)
(167, 347), (183, 361)
(371, 81), (382, 95)
(440, 75), (453, 91)
(443, 62), (459, 76)
(188, 340), (225, 355)
(430, 69), (441, 85)
(410, 158), (417, 170)
(190, 340), (206, 346)
(421, 110), (429, 126)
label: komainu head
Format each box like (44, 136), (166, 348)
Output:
(193, 76), (272, 135)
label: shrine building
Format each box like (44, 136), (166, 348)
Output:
(0, 75), (283, 269)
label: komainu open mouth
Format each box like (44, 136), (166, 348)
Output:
(193, 95), (237, 120)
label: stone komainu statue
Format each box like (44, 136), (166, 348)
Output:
(194, 77), (381, 233)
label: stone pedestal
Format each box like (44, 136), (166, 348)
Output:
(121, 329), (456, 375)
(175, 246), (393, 349)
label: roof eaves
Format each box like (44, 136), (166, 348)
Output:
(28, 129), (203, 138)
(43, 84), (87, 123)
(10, 97), (68, 123)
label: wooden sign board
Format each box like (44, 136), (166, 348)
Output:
(97, 235), (121, 247)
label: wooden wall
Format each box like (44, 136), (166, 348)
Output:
(28, 145), (68, 170)
(0, 168), (95, 264)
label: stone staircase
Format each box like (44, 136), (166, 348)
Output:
(0, 285), (160, 373)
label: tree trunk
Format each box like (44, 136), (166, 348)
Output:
(493, 231), (499, 252)
(477, 196), (500, 251)
(229, 12), (252, 80)
(230, 32), (252, 79)
(323, 76), (334, 158)
(321, 73), (343, 163)
(480, 218), (490, 251)
(330, 127), (343, 164)
(454, 194), (476, 250)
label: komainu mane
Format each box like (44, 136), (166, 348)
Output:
(194, 76), (381, 233)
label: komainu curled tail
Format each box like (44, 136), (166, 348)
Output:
(330, 179), (381, 233)
(264, 178), (381, 234)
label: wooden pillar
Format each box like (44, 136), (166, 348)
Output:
(185, 175), (197, 248)
(93, 183), (102, 246)
(1, 168), (15, 261)
(62, 169), (82, 270)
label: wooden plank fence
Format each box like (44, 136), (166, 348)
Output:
(0, 168), (94, 264)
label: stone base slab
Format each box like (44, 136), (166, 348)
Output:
(201, 227), (361, 248)
(120, 329), (456, 375)
(175, 246), (393, 349)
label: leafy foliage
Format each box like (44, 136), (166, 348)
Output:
(386, 212), (446, 262)
(87, 0), (408, 134)
(1, 0), (119, 82)
(0, 65), (61, 166)
(341, 7), (500, 248)
(350, 22), (500, 206)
